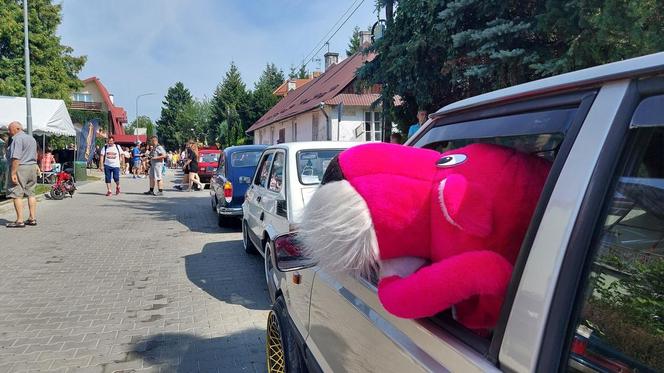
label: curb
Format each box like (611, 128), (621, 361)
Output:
(0, 176), (102, 213)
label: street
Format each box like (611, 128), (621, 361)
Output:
(0, 172), (270, 373)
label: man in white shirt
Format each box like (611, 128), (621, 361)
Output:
(98, 136), (126, 197)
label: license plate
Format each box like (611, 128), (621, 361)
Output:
(239, 176), (251, 184)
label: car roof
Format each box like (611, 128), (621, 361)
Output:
(434, 51), (664, 117)
(264, 141), (361, 152)
(224, 145), (267, 154)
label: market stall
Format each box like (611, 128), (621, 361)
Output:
(0, 96), (76, 195)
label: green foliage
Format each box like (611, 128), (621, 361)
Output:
(176, 99), (212, 145)
(362, 0), (664, 132)
(249, 63), (285, 126)
(156, 82), (193, 150)
(125, 115), (153, 138)
(69, 109), (109, 133)
(0, 0), (86, 101)
(289, 64), (309, 80)
(347, 26), (362, 57)
(210, 62), (251, 147)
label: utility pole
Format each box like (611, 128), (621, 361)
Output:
(383, 0), (394, 142)
(23, 0), (33, 135)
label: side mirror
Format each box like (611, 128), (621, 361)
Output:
(271, 233), (316, 272)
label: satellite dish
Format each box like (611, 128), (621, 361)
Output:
(371, 20), (387, 41)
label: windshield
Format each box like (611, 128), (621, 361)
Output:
(200, 153), (219, 163)
(297, 149), (344, 185)
(231, 151), (262, 167)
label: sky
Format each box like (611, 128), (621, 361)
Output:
(57, 0), (380, 123)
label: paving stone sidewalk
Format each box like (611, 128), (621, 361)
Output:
(0, 171), (270, 373)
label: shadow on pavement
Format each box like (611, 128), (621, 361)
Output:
(129, 330), (266, 372)
(185, 240), (270, 311)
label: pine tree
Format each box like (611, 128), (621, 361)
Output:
(0, 0), (86, 100)
(210, 63), (251, 147)
(346, 26), (361, 57)
(156, 82), (193, 150)
(249, 63), (285, 126)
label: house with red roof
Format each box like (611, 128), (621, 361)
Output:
(70, 77), (146, 145)
(246, 50), (386, 145)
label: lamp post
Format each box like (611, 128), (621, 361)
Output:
(23, 0), (33, 135)
(135, 92), (155, 142)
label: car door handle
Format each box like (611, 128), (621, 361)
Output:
(256, 196), (262, 203)
(260, 212), (265, 221)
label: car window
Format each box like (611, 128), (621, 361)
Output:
(268, 152), (285, 193)
(231, 151), (262, 167)
(566, 127), (664, 373)
(297, 149), (343, 185)
(216, 153), (225, 175)
(366, 106), (581, 345)
(254, 152), (274, 188)
(201, 152), (219, 163)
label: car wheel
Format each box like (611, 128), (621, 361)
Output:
(264, 241), (277, 302)
(243, 221), (258, 255)
(266, 297), (306, 373)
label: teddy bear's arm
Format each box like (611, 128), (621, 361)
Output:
(376, 250), (512, 323)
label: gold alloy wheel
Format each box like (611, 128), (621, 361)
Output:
(267, 311), (286, 373)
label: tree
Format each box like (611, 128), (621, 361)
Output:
(175, 99), (212, 146)
(125, 115), (154, 137)
(289, 64), (309, 80)
(249, 63), (285, 126)
(359, 0), (664, 133)
(156, 82), (193, 150)
(0, 0), (86, 100)
(346, 26), (361, 57)
(210, 63), (251, 147)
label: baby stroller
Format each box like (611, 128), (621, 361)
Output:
(50, 162), (76, 200)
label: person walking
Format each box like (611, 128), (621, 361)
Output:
(98, 136), (126, 197)
(185, 143), (204, 191)
(5, 121), (39, 228)
(131, 142), (142, 179)
(143, 136), (167, 196)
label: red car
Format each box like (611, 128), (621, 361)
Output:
(197, 147), (221, 184)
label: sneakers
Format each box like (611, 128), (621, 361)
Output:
(143, 190), (155, 196)
(105, 191), (112, 197)
(116, 186), (121, 195)
(154, 191), (163, 196)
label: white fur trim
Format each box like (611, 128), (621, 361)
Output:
(438, 178), (462, 229)
(298, 180), (379, 278)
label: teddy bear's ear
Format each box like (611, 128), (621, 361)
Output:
(438, 174), (493, 238)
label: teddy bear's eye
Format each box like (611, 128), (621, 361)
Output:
(436, 154), (467, 168)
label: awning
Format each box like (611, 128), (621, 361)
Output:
(0, 96), (76, 136)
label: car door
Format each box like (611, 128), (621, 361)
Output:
(211, 151), (226, 206)
(245, 151), (274, 245)
(306, 91), (599, 372)
(261, 150), (290, 238)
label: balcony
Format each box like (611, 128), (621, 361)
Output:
(70, 101), (103, 111)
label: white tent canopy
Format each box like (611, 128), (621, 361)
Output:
(0, 96), (76, 136)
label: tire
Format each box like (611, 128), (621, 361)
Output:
(264, 241), (277, 302)
(50, 188), (65, 200)
(266, 297), (307, 373)
(217, 213), (233, 227)
(243, 221), (258, 255)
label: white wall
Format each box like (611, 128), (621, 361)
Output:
(252, 105), (385, 145)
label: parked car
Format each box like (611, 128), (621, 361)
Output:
(264, 52), (664, 373)
(210, 145), (266, 226)
(241, 141), (359, 261)
(198, 146), (221, 184)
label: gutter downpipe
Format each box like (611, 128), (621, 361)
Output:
(319, 103), (331, 141)
(337, 102), (344, 141)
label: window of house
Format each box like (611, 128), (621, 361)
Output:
(73, 93), (92, 102)
(312, 114), (319, 141)
(364, 112), (383, 141)
(566, 126), (664, 373)
(254, 152), (274, 188)
(268, 152), (285, 193)
(278, 128), (286, 144)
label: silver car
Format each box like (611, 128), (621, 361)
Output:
(265, 51), (664, 373)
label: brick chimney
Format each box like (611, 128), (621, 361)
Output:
(287, 80), (297, 91)
(324, 52), (339, 71)
(359, 31), (372, 48)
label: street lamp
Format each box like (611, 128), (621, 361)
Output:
(23, 0), (33, 135)
(135, 92), (155, 142)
